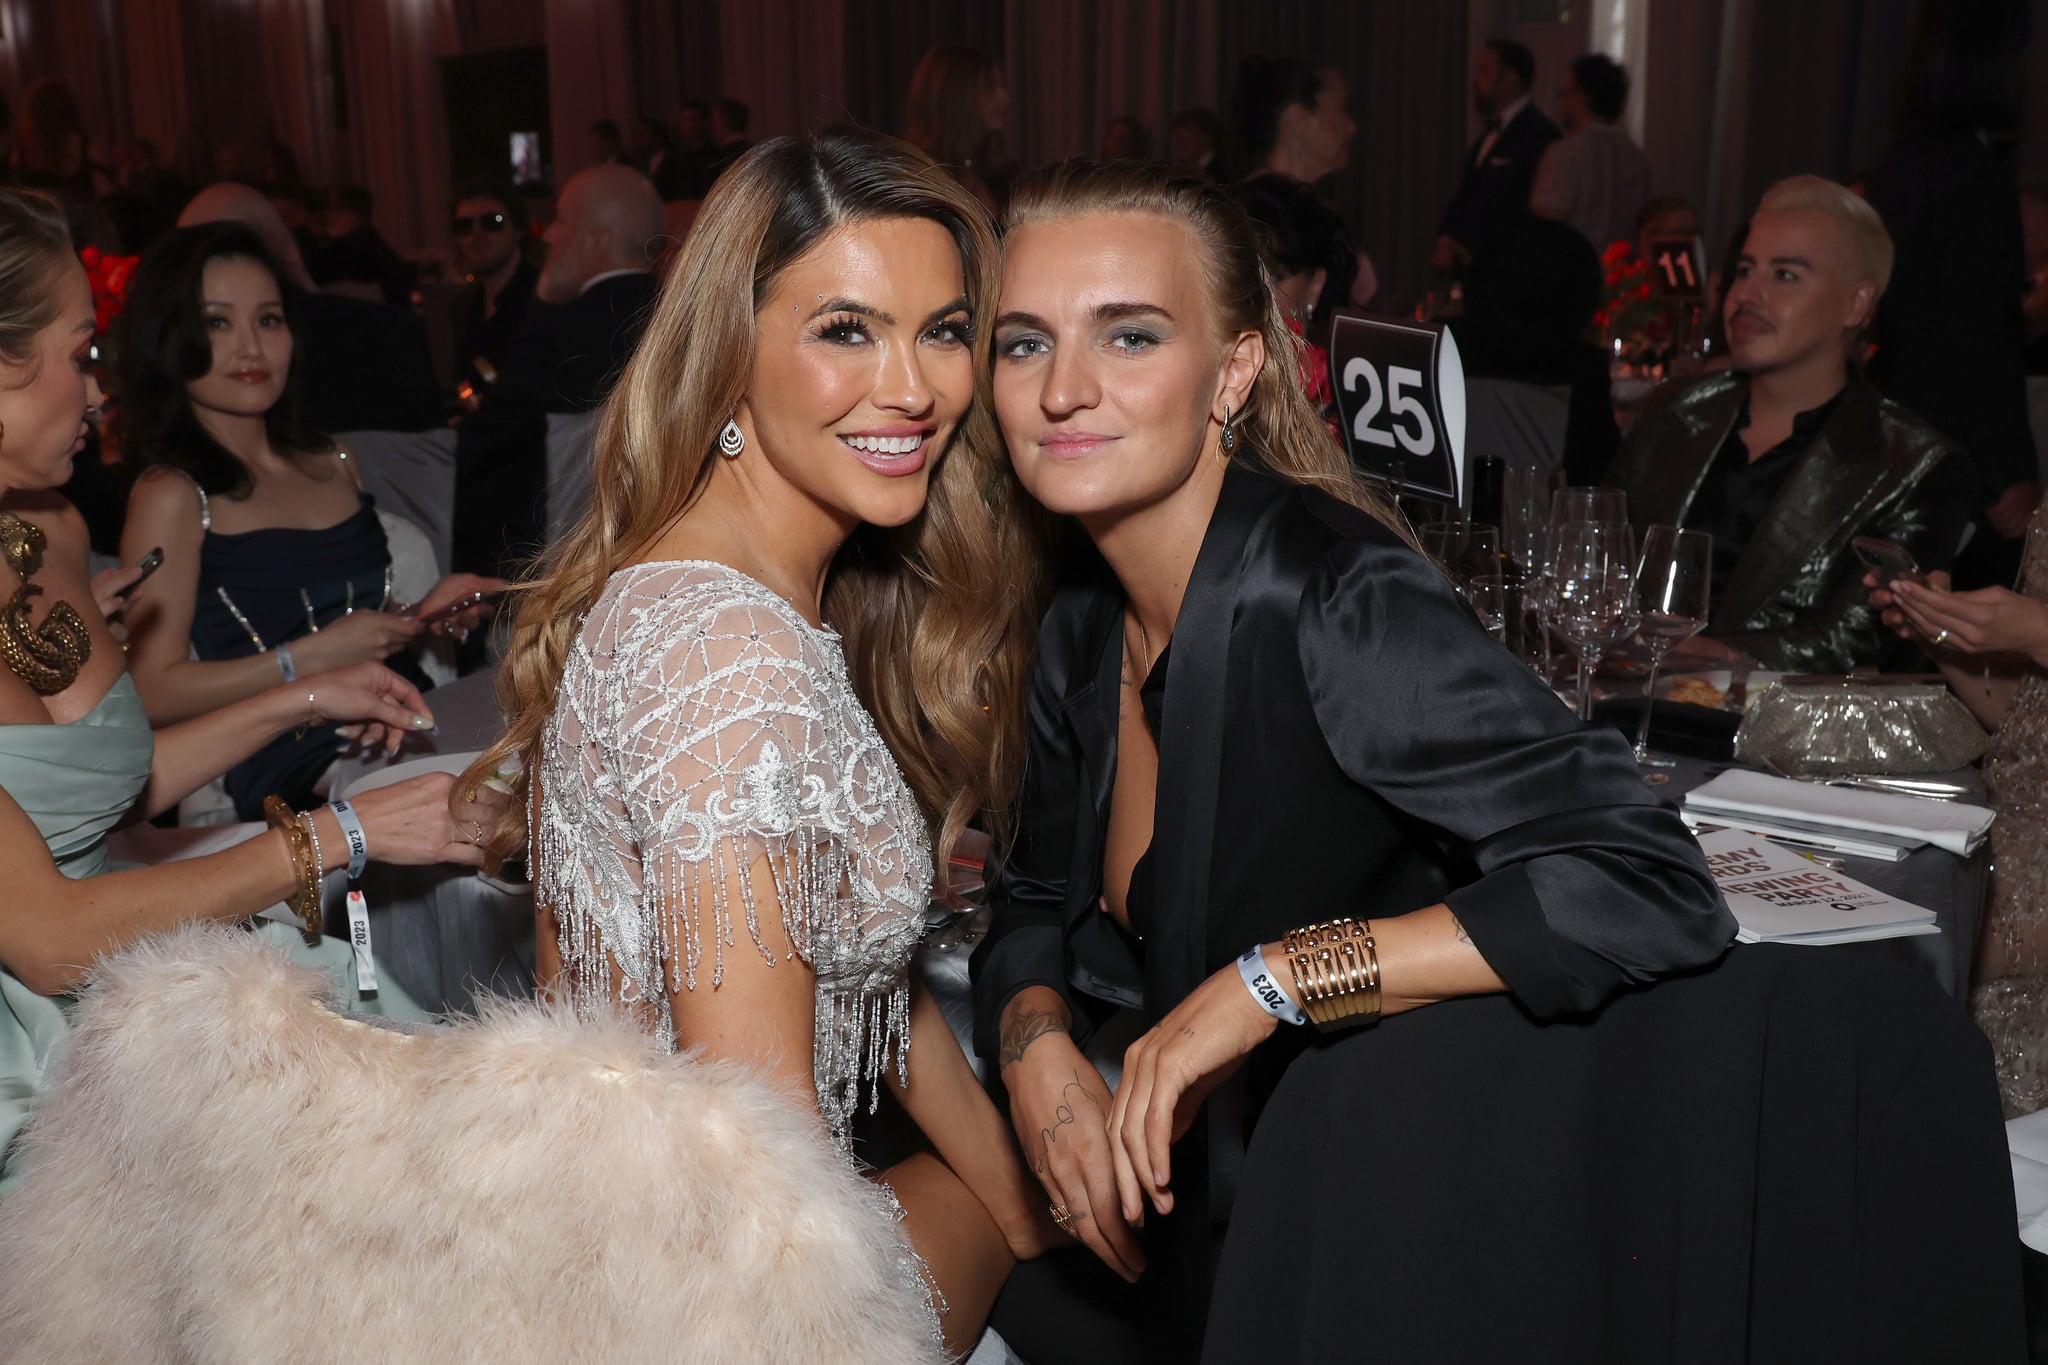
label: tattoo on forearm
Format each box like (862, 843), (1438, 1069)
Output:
(999, 1004), (1069, 1072)
(1033, 1071), (1103, 1177)
(1452, 913), (1473, 946)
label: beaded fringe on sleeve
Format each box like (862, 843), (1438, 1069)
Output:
(534, 567), (932, 1155)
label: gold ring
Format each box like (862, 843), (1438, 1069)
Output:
(1050, 1204), (1076, 1235)
(1935, 627), (1951, 646)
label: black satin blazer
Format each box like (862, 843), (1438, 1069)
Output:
(972, 462), (1733, 1057)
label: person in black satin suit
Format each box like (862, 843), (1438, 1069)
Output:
(974, 160), (2021, 1364)
(451, 165), (662, 578)
(1434, 39), (1560, 275)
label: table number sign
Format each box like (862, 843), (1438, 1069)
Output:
(1645, 235), (1706, 299)
(1325, 311), (1467, 505)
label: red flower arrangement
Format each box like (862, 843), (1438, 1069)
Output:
(1284, 315), (1345, 443)
(1589, 244), (1671, 356)
(79, 246), (139, 336)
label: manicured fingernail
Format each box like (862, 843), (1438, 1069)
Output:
(1154, 1170), (1168, 1188)
(410, 714), (433, 729)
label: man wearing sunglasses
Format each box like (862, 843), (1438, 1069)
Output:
(450, 179), (539, 388)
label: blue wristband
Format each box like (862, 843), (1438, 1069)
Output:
(329, 799), (369, 881)
(1237, 945), (1306, 1026)
(275, 641), (297, 682)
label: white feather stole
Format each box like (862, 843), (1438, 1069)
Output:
(0, 924), (942, 1364)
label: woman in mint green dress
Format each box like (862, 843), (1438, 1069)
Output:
(0, 189), (498, 1192)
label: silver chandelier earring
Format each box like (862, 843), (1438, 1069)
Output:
(718, 419), (746, 459)
(1219, 403), (1238, 455)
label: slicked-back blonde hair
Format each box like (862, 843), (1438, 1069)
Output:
(466, 127), (1043, 872)
(1757, 174), (1896, 299)
(1003, 159), (1417, 541)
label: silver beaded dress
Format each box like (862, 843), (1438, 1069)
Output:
(534, 560), (934, 1152)
(1976, 501), (2048, 1118)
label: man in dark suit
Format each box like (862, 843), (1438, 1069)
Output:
(453, 164), (664, 578)
(1607, 176), (1974, 673)
(1434, 40), (1560, 274)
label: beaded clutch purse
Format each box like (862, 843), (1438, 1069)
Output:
(1732, 677), (1989, 776)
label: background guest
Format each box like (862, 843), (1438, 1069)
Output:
(1234, 56), (1361, 333)
(12, 78), (116, 251)
(1451, 214), (1619, 483)
(449, 178), (538, 393)
(672, 99), (718, 199)
(2022, 183), (2048, 375)
(904, 44), (1012, 214)
(114, 223), (497, 819)
(177, 183), (440, 434)
(1866, 501), (2048, 1117)
(1169, 107), (1227, 179)
(589, 119), (628, 168)
(1531, 52), (1651, 253)
(452, 165), (662, 579)
(633, 116), (684, 200)
(1608, 176), (1973, 672)
(706, 99), (751, 182)
(1435, 39), (1559, 275)
(1099, 116), (1149, 161)
(306, 184), (414, 307)
(1865, 0), (2037, 590)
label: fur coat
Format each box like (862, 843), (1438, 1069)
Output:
(0, 924), (942, 1364)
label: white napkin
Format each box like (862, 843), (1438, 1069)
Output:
(1684, 769), (1993, 857)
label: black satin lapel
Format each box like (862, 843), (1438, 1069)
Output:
(1058, 607), (1124, 891)
(1149, 464), (1266, 1012)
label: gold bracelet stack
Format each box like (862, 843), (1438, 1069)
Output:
(1283, 917), (1381, 1032)
(263, 796), (323, 936)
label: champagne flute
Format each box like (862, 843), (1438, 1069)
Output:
(1631, 526), (1713, 767)
(1551, 520), (1639, 720)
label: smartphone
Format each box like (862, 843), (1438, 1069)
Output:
(1850, 536), (1924, 590)
(117, 547), (164, 597)
(409, 589), (499, 627)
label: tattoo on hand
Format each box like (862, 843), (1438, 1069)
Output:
(1452, 913), (1473, 946)
(1033, 1071), (1103, 1177)
(999, 1004), (1069, 1072)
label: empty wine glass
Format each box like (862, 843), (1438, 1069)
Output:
(1550, 485), (1628, 529)
(1631, 526), (1713, 766)
(1420, 521), (1501, 588)
(1551, 520), (1640, 720)
(1531, 490), (1625, 687)
(1467, 573), (1511, 645)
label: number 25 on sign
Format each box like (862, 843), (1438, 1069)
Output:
(1343, 357), (1435, 456)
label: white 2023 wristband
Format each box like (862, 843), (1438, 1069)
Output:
(1237, 945), (1306, 1026)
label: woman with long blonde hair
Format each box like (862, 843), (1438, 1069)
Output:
(973, 158), (2014, 1361)
(468, 127), (1050, 1355)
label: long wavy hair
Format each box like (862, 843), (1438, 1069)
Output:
(467, 126), (1043, 874)
(1004, 158), (1416, 539)
(112, 222), (328, 498)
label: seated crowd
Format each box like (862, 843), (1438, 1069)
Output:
(0, 23), (2038, 1364)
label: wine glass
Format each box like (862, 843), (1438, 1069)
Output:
(1551, 520), (1640, 720)
(1549, 486), (1628, 529)
(1467, 573), (1511, 645)
(1531, 490), (1626, 687)
(1420, 521), (1500, 588)
(1631, 526), (1713, 767)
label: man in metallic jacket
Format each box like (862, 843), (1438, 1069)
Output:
(1607, 175), (1975, 673)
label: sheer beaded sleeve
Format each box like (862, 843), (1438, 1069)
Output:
(535, 563), (932, 1150)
